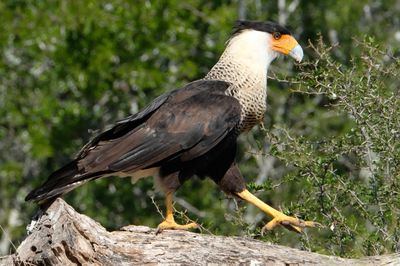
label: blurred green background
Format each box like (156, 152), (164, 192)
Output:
(0, 0), (399, 258)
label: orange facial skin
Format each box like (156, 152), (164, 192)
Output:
(271, 34), (299, 55)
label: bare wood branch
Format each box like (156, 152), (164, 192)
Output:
(2, 198), (399, 265)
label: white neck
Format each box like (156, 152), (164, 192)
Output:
(204, 30), (278, 132)
(223, 30), (277, 74)
(205, 30), (278, 88)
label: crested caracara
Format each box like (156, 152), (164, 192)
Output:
(26, 20), (319, 233)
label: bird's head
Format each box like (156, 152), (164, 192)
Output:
(225, 20), (303, 70)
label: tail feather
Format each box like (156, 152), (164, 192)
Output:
(25, 160), (83, 203)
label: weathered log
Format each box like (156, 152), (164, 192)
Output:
(1, 198), (399, 265)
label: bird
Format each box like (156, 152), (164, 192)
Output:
(26, 20), (319, 233)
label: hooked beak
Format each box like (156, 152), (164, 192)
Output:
(271, 34), (303, 63)
(288, 44), (303, 62)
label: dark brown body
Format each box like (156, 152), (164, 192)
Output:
(26, 80), (246, 203)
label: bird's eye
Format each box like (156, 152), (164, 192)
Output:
(273, 32), (281, 40)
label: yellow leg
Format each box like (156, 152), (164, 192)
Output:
(236, 189), (321, 234)
(157, 192), (198, 232)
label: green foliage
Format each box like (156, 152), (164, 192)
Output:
(251, 38), (399, 257)
(0, 0), (399, 258)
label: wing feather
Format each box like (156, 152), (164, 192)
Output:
(26, 79), (241, 202)
(81, 90), (241, 173)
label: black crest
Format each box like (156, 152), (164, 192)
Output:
(232, 20), (291, 36)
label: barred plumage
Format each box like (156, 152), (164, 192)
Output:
(205, 51), (267, 132)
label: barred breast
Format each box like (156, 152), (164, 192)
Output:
(204, 53), (267, 132)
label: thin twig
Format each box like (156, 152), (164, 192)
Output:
(0, 224), (17, 253)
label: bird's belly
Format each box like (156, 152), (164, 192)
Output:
(114, 167), (160, 183)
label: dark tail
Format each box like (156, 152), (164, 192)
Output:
(25, 160), (83, 204)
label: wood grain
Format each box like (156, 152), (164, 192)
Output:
(2, 198), (399, 265)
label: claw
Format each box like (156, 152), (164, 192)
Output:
(261, 216), (322, 235)
(156, 220), (198, 234)
(157, 191), (199, 234)
(236, 190), (322, 234)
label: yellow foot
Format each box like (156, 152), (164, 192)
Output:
(262, 214), (322, 234)
(156, 220), (198, 233)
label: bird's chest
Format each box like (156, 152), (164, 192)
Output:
(230, 87), (267, 132)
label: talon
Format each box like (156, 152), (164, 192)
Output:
(305, 221), (323, 228)
(261, 215), (319, 234)
(236, 190), (321, 234)
(157, 220), (198, 232)
(157, 192), (199, 234)
(155, 227), (163, 235)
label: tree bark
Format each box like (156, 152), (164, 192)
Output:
(1, 198), (399, 265)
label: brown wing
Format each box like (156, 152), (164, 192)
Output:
(79, 84), (241, 173)
(25, 80), (241, 203)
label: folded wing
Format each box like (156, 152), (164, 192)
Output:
(25, 80), (241, 203)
